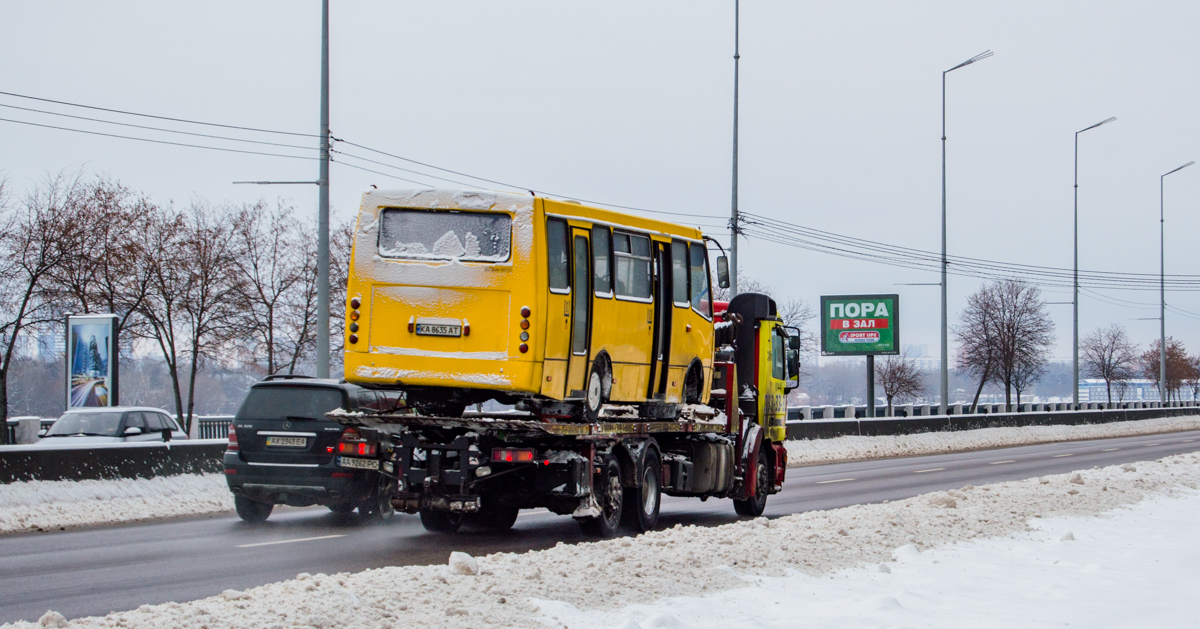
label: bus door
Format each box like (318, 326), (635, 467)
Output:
(541, 218), (571, 399)
(565, 229), (592, 397)
(647, 241), (672, 399)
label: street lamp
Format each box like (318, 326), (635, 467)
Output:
(940, 50), (992, 415)
(1072, 116), (1116, 409)
(1160, 160), (1194, 404)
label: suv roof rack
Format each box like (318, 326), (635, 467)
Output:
(263, 373), (315, 381)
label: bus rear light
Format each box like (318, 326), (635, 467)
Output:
(349, 310), (360, 321)
(520, 306), (531, 318)
(463, 320), (470, 336)
(226, 423), (239, 451)
(491, 448), (535, 463)
(350, 297), (361, 309)
(519, 319), (530, 330)
(519, 343), (528, 353)
(348, 334), (359, 344)
(349, 322), (359, 332)
(407, 316), (415, 333)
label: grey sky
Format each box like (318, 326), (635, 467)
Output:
(3, 1), (1199, 363)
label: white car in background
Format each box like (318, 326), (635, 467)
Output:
(40, 407), (188, 444)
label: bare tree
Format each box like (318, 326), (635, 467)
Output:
(874, 351), (926, 416)
(0, 175), (88, 442)
(329, 217), (355, 374)
(954, 283), (1001, 412)
(1081, 325), (1139, 404)
(230, 201), (316, 375)
(1184, 355), (1200, 402)
(1141, 337), (1191, 402)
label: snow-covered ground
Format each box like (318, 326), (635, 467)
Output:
(0, 474), (231, 535)
(785, 414), (1200, 466)
(7, 449), (1199, 628)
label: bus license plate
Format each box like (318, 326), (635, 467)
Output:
(337, 456), (380, 470)
(265, 436), (306, 447)
(415, 323), (461, 337)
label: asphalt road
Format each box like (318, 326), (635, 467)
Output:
(3, 428), (1199, 624)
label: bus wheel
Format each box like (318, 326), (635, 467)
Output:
(621, 449), (661, 533)
(683, 365), (702, 405)
(733, 447), (771, 517)
(579, 455), (623, 538)
(419, 508), (463, 533)
(583, 363), (609, 422)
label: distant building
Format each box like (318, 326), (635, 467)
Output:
(1077, 378), (1190, 403)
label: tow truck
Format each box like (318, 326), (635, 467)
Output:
(330, 292), (800, 536)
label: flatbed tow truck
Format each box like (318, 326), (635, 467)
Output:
(329, 292), (801, 537)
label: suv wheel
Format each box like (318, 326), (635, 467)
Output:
(235, 495), (273, 523)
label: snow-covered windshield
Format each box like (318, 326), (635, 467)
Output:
(46, 411), (123, 437)
(378, 209), (511, 262)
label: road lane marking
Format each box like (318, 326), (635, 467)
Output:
(913, 468), (945, 474)
(1052, 454), (1074, 458)
(518, 508), (551, 517)
(1101, 448), (1120, 452)
(1182, 439), (1196, 443)
(1145, 443), (1162, 447)
(236, 534), (345, 548)
(989, 460), (1016, 465)
(815, 478), (855, 484)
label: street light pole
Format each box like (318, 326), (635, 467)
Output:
(729, 0), (740, 299)
(1072, 117), (1116, 409)
(940, 50), (992, 415)
(316, 0), (331, 378)
(1160, 160), (1194, 404)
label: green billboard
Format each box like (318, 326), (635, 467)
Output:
(820, 294), (899, 356)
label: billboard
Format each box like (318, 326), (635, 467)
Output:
(820, 294), (899, 356)
(65, 314), (119, 408)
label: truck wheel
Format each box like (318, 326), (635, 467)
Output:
(583, 363), (609, 422)
(234, 495), (273, 523)
(479, 497), (520, 531)
(358, 474), (396, 523)
(621, 449), (661, 533)
(419, 509), (463, 533)
(579, 455), (623, 538)
(733, 447), (771, 517)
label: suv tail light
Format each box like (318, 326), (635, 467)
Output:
(226, 423), (239, 452)
(491, 448), (535, 463)
(337, 428), (377, 457)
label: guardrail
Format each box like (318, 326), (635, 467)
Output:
(194, 416), (233, 440)
(0, 440), (227, 483)
(788, 400), (1198, 420)
(784, 405), (1200, 440)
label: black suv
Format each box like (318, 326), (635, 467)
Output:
(224, 375), (401, 523)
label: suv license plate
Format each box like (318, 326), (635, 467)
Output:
(337, 456), (380, 470)
(415, 323), (461, 337)
(265, 436), (306, 447)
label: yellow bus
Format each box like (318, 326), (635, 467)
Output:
(342, 188), (723, 420)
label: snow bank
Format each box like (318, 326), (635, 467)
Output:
(0, 474), (231, 534)
(786, 414), (1200, 466)
(7, 450), (1198, 628)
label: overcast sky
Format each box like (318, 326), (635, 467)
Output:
(3, 1), (1199, 365)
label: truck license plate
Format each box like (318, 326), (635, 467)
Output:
(337, 456), (380, 470)
(265, 436), (306, 447)
(415, 323), (461, 337)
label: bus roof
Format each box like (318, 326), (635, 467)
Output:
(360, 188), (707, 241)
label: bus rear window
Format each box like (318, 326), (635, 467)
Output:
(378, 209), (511, 262)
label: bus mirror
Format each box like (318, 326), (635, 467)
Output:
(716, 256), (730, 289)
(788, 335), (800, 351)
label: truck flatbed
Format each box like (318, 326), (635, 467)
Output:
(327, 406), (728, 438)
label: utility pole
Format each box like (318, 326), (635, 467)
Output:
(1072, 117), (1115, 409)
(728, 0), (740, 299)
(939, 50), (992, 415)
(1159, 160), (1194, 404)
(316, 0), (331, 379)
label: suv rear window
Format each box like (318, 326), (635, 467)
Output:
(236, 387), (346, 421)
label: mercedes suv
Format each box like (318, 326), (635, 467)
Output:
(223, 375), (402, 523)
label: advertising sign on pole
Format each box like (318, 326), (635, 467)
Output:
(65, 314), (119, 408)
(820, 294), (900, 356)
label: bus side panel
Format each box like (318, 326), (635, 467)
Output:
(601, 299), (653, 402)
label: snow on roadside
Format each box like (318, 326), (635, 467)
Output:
(0, 474), (231, 534)
(786, 414), (1200, 466)
(6, 450), (1198, 628)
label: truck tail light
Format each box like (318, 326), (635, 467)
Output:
(226, 423), (239, 452)
(491, 448), (535, 463)
(338, 428), (376, 457)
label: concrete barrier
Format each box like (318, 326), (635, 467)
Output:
(0, 440), (226, 483)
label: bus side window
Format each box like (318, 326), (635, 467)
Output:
(613, 232), (651, 299)
(689, 243), (712, 318)
(671, 241), (688, 307)
(547, 219), (569, 292)
(592, 226), (611, 296)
